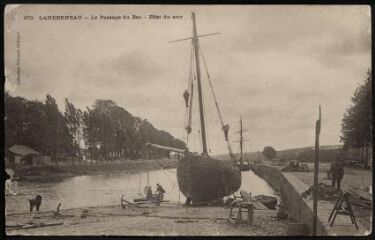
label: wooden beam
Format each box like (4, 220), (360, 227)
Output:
(312, 105), (321, 236)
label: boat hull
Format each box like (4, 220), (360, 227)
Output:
(254, 195), (278, 209)
(177, 154), (241, 203)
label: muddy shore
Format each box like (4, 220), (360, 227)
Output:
(6, 202), (292, 236)
(5, 160), (298, 236)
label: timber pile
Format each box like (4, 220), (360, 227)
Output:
(301, 184), (373, 209)
(347, 188), (372, 209)
(301, 183), (339, 201)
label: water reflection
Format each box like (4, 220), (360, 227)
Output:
(6, 169), (275, 213)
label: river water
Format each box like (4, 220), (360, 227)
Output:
(5, 169), (275, 214)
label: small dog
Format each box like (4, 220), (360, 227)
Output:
(29, 195), (42, 212)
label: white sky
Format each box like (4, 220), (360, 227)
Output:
(4, 5), (371, 154)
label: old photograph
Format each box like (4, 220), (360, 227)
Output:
(4, 4), (372, 236)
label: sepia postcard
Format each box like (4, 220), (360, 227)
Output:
(4, 4), (372, 236)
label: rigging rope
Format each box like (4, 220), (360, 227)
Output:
(187, 77), (195, 137)
(186, 76), (195, 148)
(192, 58), (201, 152)
(161, 170), (178, 194)
(183, 109), (189, 144)
(154, 170), (161, 184)
(137, 173), (143, 194)
(198, 42), (236, 161)
(178, 189), (181, 204)
(185, 41), (195, 148)
(197, 104), (202, 152)
(201, 74), (210, 153)
(146, 171), (150, 186)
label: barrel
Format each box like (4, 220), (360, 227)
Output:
(286, 223), (309, 236)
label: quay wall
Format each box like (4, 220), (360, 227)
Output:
(251, 164), (327, 236)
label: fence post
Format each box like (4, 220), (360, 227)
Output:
(312, 105), (321, 236)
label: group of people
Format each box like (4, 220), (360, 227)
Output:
(144, 183), (166, 206)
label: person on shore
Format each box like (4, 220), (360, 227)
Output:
(331, 155), (344, 191)
(185, 197), (192, 205)
(155, 183), (166, 206)
(29, 195), (42, 212)
(145, 186), (153, 200)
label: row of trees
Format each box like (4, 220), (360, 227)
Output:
(341, 70), (372, 166)
(5, 93), (186, 164)
(5, 93), (72, 161)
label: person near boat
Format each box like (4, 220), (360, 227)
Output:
(185, 124), (192, 134)
(183, 90), (190, 107)
(222, 124), (230, 141)
(155, 183), (166, 206)
(144, 185), (153, 200)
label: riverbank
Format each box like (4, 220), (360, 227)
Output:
(251, 161), (372, 235)
(10, 158), (178, 182)
(6, 202), (292, 236)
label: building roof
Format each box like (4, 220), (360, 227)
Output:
(8, 145), (40, 156)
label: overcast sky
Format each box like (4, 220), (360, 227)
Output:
(5, 5), (371, 154)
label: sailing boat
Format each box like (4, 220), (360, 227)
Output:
(235, 116), (251, 171)
(176, 12), (241, 205)
(146, 12), (241, 205)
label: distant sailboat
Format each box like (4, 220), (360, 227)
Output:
(234, 116), (251, 171)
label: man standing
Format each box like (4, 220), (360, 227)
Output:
(331, 155), (344, 191)
(155, 183), (166, 206)
(144, 185), (152, 200)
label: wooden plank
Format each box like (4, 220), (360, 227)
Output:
(350, 189), (371, 201)
(6, 223), (25, 228)
(22, 221), (63, 229)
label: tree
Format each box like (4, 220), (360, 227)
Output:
(20, 100), (49, 153)
(341, 70), (372, 166)
(6, 93), (186, 165)
(81, 99), (186, 161)
(44, 94), (72, 162)
(65, 98), (83, 164)
(82, 107), (102, 163)
(5, 93), (73, 164)
(4, 93), (27, 149)
(262, 146), (277, 160)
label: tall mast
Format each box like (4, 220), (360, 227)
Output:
(240, 116), (243, 163)
(192, 12), (208, 154)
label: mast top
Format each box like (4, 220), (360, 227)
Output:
(169, 12), (220, 43)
